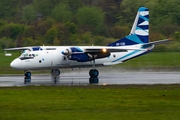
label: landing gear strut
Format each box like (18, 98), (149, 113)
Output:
(24, 71), (31, 83)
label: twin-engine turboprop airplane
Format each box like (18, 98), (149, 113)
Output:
(5, 7), (169, 83)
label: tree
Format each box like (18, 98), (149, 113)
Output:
(76, 6), (105, 34)
(45, 27), (58, 44)
(0, 37), (15, 48)
(33, 0), (61, 17)
(22, 4), (37, 24)
(52, 3), (72, 22)
(0, 23), (25, 39)
(0, 0), (19, 20)
(97, 0), (122, 26)
(148, 0), (180, 36)
(120, 0), (151, 24)
(110, 25), (129, 39)
(63, 0), (84, 12)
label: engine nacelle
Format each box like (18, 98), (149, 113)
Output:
(62, 47), (90, 62)
(62, 47), (83, 56)
(62, 48), (72, 56)
(68, 53), (90, 62)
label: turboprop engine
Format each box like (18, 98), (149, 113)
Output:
(62, 47), (90, 62)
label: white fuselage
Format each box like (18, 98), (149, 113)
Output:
(10, 45), (152, 70)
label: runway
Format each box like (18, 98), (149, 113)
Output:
(0, 71), (180, 87)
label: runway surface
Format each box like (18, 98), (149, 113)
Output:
(0, 71), (180, 87)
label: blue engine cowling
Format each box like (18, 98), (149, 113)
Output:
(62, 47), (90, 62)
(69, 53), (90, 62)
(62, 46), (111, 62)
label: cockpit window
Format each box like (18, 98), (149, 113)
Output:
(19, 53), (35, 60)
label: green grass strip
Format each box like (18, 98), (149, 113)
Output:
(0, 85), (180, 120)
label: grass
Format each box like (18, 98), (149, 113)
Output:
(116, 52), (180, 70)
(0, 51), (20, 74)
(0, 85), (180, 120)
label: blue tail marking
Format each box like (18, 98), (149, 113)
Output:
(108, 7), (149, 46)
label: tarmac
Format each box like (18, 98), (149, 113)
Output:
(0, 70), (180, 87)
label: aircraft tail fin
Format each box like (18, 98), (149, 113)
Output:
(108, 7), (149, 46)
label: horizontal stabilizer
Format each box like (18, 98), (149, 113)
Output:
(142, 39), (170, 48)
(103, 61), (122, 66)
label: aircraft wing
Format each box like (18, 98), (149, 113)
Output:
(82, 47), (146, 60)
(85, 46), (146, 53)
(4, 46), (43, 51)
(62, 46), (147, 61)
(4, 47), (32, 51)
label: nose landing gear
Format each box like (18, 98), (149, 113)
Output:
(24, 71), (31, 83)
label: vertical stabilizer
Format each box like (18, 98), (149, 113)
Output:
(108, 7), (149, 46)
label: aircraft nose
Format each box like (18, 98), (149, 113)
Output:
(10, 58), (22, 69)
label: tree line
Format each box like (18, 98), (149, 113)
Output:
(0, 0), (180, 51)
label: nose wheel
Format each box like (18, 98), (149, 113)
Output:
(24, 71), (31, 83)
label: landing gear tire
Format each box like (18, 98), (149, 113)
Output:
(24, 71), (31, 83)
(51, 69), (60, 76)
(89, 69), (99, 77)
(51, 69), (60, 84)
(24, 71), (31, 77)
(89, 69), (99, 84)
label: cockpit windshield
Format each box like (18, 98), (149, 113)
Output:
(19, 53), (36, 60)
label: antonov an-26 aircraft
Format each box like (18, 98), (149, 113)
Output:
(5, 7), (169, 82)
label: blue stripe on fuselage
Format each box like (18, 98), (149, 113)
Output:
(112, 50), (141, 63)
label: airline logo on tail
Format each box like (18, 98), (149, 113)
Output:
(108, 7), (149, 46)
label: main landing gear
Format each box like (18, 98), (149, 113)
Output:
(51, 69), (60, 83)
(89, 58), (99, 84)
(51, 69), (60, 76)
